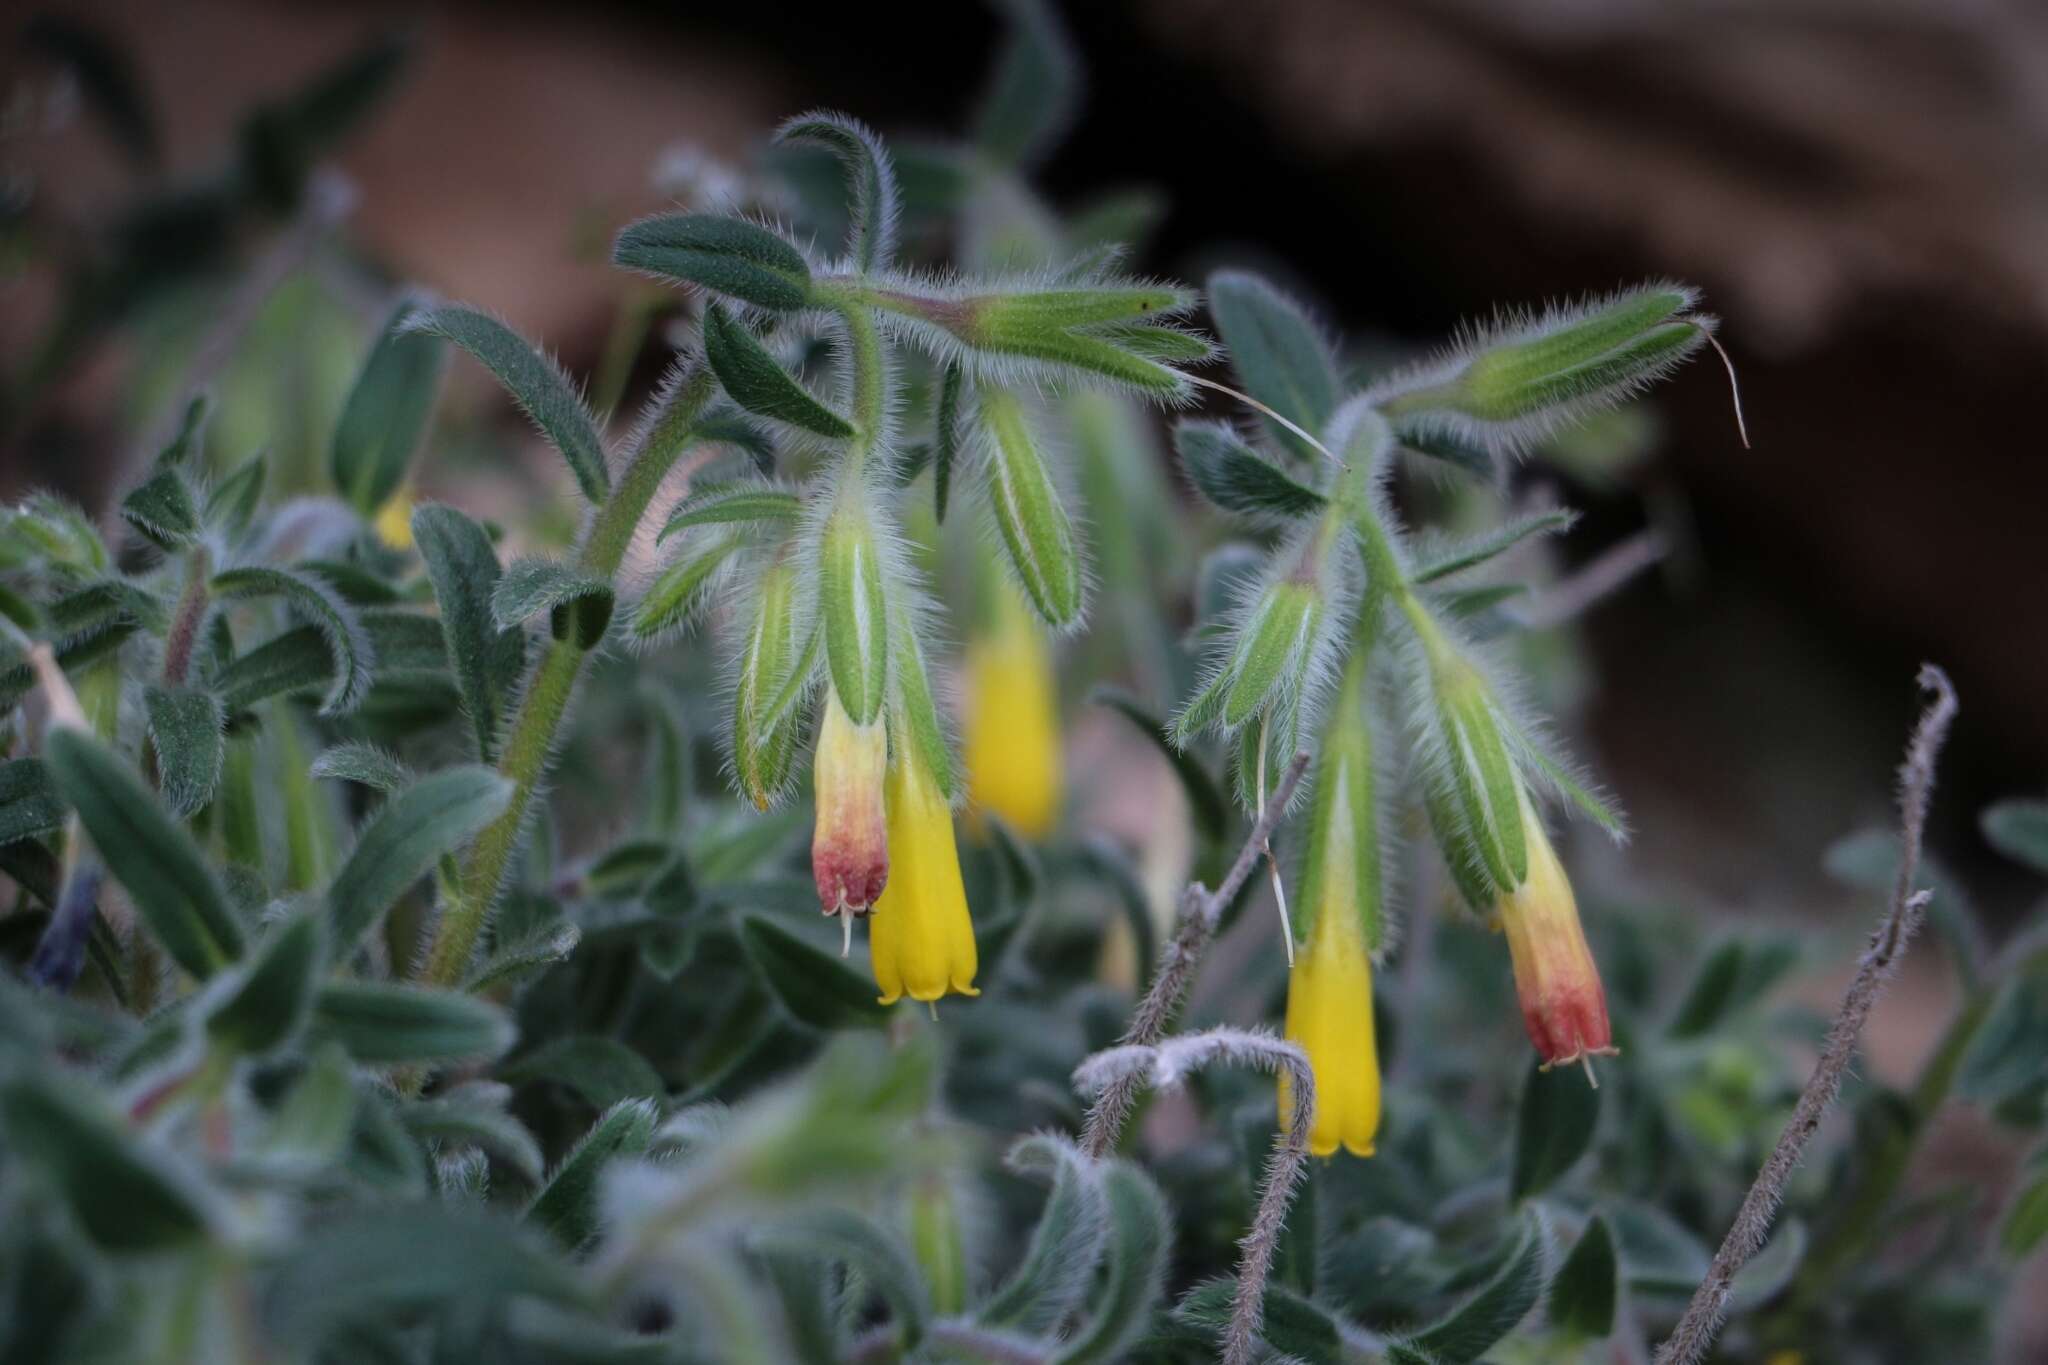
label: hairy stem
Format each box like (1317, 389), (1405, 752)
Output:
(1079, 750), (1311, 1159)
(1653, 665), (1957, 1365)
(417, 365), (713, 988)
(160, 545), (213, 686)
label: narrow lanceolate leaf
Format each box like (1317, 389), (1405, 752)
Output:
(408, 305), (608, 503)
(492, 556), (615, 649)
(1410, 508), (1579, 583)
(703, 304), (856, 439)
(256, 1043), (357, 1174)
(755, 1209), (930, 1350)
(46, 728), (242, 979)
(206, 451), (268, 538)
(412, 503), (525, 763)
(631, 537), (742, 642)
(0, 1072), (214, 1253)
(980, 388), (1083, 627)
(332, 294), (447, 516)
(213, 610), (439, 714)
(211, 565), (374, 715)
(326, 767), (512, 955)
(934, 362), (963, 522)
(205, 908), (324, 1057)
(1548, 1215), (1618, 1339)
(981, 1134), (1109, 1333)
(1396, 1214), (1550, 1364)
(739, 915), (890, 1030)
(399, 1094), (546, 1187)
(778, 112), (899, 276)
(120, 467), (201, 551)
(310, 741), (412, 793)
(1207, 269), (1340, 463)
(464, 921), (581, 994)
(310, 981), (516, 1065)
(1173, 420), (1326, 520)
(818, 506), (888, 724)
(613, 214), (812, 312)
(1512, 1058), (1601, 1201)
(659, 482), (803, 540)
(143, 684), (224, 817)
(1051, 1162), (1171, 1365)
(525, 1098), (660, 1251)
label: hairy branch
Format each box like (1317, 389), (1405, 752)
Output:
(1074, 1026), (1315, 1365)
(1078, 750), (1311, 1160)
(1653, 664), (1958, 1365)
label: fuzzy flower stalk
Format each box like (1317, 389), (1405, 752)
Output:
(1279, 652), (1384, 1158)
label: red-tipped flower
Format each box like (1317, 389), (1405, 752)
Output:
(1497, 791), (1614, 1070)
(812, 687), (889, 916)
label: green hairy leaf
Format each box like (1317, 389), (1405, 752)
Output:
(205, 908), (324, 1056)
(1174, 420), (1327, 520)
(980, 387), (1083, 627)
(1051, 1162), (1171, 1364)
(332, 294), (447, 517)
(739, 915), (890, 1030)
(143, 683), (224, 817)
(1207, 269), (1340, 462)
(753, 1208), (930, 1349)
(211, 565), (374, 715)
(981, 1134), (1109, 1332)
(310, 981), (516, 1064)
(778, 112), (899, 276)
(1548, 1215), (1618, 1339)
(525, 1098), (660, 1250)
(974, 0), (1079, 168)
(325, 766), (512, 954)
(119, 466), (200, 551)
(0, 758), (67, 846)
(613, 213), (812, 311)
(46, 727), (243, 979)
(703, 303), (856, 439)
(501, 1035), (665, 1111)
(492, 556), (615, 647)
(1396, 1214), (1550, 1363)
(412, 503), (526, 763)
(0, 1072), (215, 1253)
(1982, 799), (2048, 876)
(409, 305), (609, 503)
(659, 481), (803, 539)
(1512, 1059), (1601, 1201)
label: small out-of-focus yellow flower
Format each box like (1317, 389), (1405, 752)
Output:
(373, 488), (416, 551)
(869, 727), (979, 1006)
(1279, 744), (1382, 1159)
(964, 584), (1062, 841)
(812, 688), (889, 917)
(1498, 790), (1615, 1072)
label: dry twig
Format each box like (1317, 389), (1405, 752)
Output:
(1653, 664), (1958, 1365)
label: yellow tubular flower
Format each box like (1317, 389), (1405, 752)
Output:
(869, 722), (979, 1005)
(1279, 658), (1383, 1158)
(373, 488), (416, 551)
(964, 584), (1062, 841)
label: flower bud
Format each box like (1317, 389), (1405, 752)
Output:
(1373, 284), (1712, 458)
(978, 389), (1083, 629)
(868, 724), (979, 1005)
(819, 501), (888, 725)
(1498, 790), (1614, 1070)
(734, 560), (810, 810)
(964, 583), (1062, 840)
(812, 688), (888, 916)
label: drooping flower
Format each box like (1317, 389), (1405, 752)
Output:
(1278, 660), (1383, 1158)
(964, 583), (1062, 840)
(868, 721), (979, 1005)
(812, 688), (889, 918)
(1497, 790), (1615, 1072)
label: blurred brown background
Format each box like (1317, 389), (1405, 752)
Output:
(7, 0), (2047, 946)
